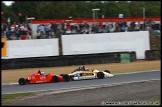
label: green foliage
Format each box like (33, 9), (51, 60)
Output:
(1, 1), (160, 23)
(2, 93), (30, 99)
(2, 92), (31, 106)
(2, 3), (18, 23)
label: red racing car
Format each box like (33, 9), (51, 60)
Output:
(18, 70), (70, 85)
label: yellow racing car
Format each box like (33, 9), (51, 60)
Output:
(67, 66), (114, 81)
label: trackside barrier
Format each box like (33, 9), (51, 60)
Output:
(1, 51), (136, 70)
(145, 50), (161, 61)
(1, 39), (59, 59)
(1, 38), (7, 57)
(2, 31), (149, 59)
(61, 31), (150, 59)
(120, 54), (131, 63)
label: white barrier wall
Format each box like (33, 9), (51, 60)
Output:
(2, 39), (59, 59)
(62, 31), (150, 59)
(30, 24), (39, 37)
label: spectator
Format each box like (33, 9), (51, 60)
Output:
(3, 18), (160, 40)
(44, 23), (51, 38)
(37, 24), (45, 39)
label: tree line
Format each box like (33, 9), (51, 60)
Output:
(1, 1), (161, 23)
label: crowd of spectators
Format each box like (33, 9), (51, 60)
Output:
(1, 19), (161, 40)
(1, 22), (32, 40)
(35, 20), (161, 39)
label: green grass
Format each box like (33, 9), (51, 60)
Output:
(132, 99), (161, 106)
(2, 92), (31, 105)
(2, 92), (30, 99)
(152, 98), (161, 105)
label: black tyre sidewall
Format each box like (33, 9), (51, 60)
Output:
(104, 70), (111, 73)
(52, 76), (58, 83)
(18, 78), (26, 85)
(60, 74), (64, 76)
(97, 72), (104, 79)
(62, 74), (70, 82)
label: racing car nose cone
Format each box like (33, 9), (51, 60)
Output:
(109, 74), (114, 77)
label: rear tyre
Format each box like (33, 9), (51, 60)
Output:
(52, 76), (58, 83)
(97, 72), (104, 79)
(18, 78), (26, 85)
(62, 74), (70, 82)
(104, 70), (111, 73)
(60, 74), (64, 76)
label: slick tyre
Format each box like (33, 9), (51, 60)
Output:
(18, 78), (26, 85)
(60, 74), (64, 76)
(52, 76), (58, 83)
(62, 74), (70, 82)
(97, 72), (104, 79)
(104, 70), (111, 73)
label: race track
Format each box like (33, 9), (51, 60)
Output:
(2, 70), (160, 94)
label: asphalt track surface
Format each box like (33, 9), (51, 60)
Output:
(2, 70), (160, 94)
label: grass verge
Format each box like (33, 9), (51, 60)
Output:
(2, 92), (31, 106)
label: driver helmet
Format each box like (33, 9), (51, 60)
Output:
(38, 70), (41, 74)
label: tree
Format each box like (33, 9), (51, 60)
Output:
(1, 3), (18, 23)
(1, 1), (160, 22)
(128, 1), (146, 17)
(144, 1), (161, 17)
(36, 1), (77, 19)
(11, 1), (38, 22)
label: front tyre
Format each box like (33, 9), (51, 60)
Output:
(52, 76), (58, 83)
(104, 70), (111, 73)
(97, 72), (104, 79)
(62, 74), (70, 82)
(18, 78), (26, 85)
(60, 74), (64, 76)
